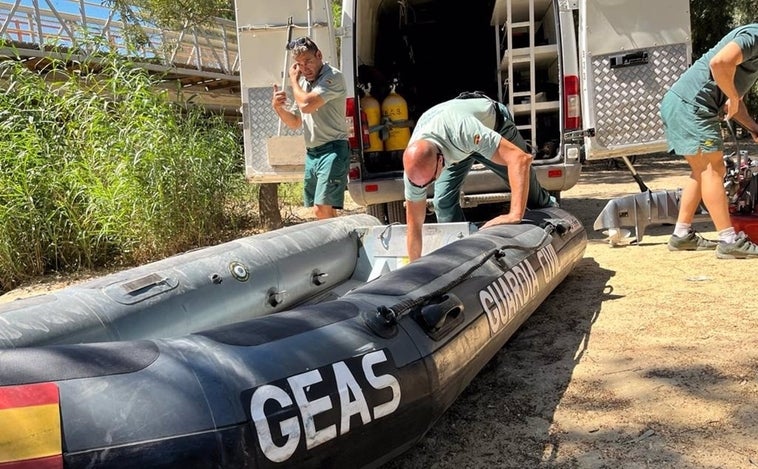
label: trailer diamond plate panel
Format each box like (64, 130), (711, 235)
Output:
(588, 43), (689, 156)
(242, 87), (303, 181)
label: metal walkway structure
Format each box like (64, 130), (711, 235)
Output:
(0, 0), (241, 117)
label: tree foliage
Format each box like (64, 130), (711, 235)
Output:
(690, 0), (758, 108)
(690, 0), (735, 59)
(690, 0), (758, 58)
(106, 0), (235, 30)
(109, 0), (341, 30)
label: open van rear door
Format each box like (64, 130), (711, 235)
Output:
(235, 0), (338, 182)
(578, 0), (691, 161)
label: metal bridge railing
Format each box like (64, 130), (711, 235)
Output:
(0, 0), (239, 77)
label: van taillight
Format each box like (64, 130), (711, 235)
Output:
(348, 164), (361, 181)
(346, 98), (370, 150)
(564, 75), (581, 130)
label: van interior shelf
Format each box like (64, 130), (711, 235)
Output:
(500, 44), (558, 70)
(511, 100), (560, 116)
(492, 0), (561, 148)
(491, 0), (553, 24)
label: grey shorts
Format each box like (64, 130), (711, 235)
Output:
(660, 90), (723, 155)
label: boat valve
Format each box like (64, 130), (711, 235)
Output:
(376, 305), (398, 325)
(362, 306), (399, 339)
(312, 270), (329, 286)
(492, 248), (511, 269)
(229, 261), (250, 282)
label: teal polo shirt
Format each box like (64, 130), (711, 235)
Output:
(294, 62), (348, 148)
(669, 24), (758, 112)
(404, 98), (502, 202)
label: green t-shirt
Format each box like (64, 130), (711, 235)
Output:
(294, 62), (348, 148)
(669, 24), (758, 113)
(403, 98), (501, 201)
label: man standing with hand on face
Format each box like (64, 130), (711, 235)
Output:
(272, 37), (349, 219)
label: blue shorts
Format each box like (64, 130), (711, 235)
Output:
(660, 90), (723, 155)
(304, 140), (349, 208)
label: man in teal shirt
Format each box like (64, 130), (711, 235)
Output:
(403, 94), (554, 260)
(661, 24), (758, 258)
(272, 37), (349, 219)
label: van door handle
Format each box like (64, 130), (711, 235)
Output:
(610, 50), (649, 69)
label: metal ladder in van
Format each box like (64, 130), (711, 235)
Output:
(503, 0), (538, 147)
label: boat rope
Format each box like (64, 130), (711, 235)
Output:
(376, 224), (557, 325)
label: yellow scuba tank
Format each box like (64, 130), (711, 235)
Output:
(360, 84), (383, 153)
(381, 81), (411, 152)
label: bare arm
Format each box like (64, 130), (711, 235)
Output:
(481, 137), (533, 229)
(710, 41), (744, 120)
(288, 64), (326, 114)
(731, 99), (758, 142)
(405, 199), (427, 261)
(271, 84), (302, 129)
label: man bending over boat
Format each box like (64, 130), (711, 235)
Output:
(402, 92), (556, 261)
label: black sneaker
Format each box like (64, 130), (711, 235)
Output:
(667, 230), (718, 251)
(716, 232), (758, 259)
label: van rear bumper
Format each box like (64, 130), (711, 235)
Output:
(347, 161), (582, 207)
(347, 177), (408, 207)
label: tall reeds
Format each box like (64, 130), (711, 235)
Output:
(0, 46), (244, 290)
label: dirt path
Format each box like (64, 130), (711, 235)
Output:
(382, 152), (757, 468)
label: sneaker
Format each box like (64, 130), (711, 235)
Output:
(716, 232), (758, 259)
(667, 230), (718, 251)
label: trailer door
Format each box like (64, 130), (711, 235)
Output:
(578, 0), (691, 160)
(235, 0), (338, 182)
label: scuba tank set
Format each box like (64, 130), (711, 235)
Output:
(359, 79), (412, 171)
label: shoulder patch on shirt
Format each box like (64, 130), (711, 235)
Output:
(473, 134), (481, 145)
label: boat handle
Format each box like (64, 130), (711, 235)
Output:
(419, 294), (464, 332)
(121, 273), (167, 294)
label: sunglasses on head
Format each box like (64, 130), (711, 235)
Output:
(286, 37), (318, 51)
(409, 153), (443, 189)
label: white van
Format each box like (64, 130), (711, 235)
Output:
(234, 0), (691, 223)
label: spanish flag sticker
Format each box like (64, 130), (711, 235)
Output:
(0, 382), (62, 469)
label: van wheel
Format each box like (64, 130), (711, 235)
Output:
(366, 204), (388, 224)
(386, 201), (406, 224)
(366, 201), (406, 224)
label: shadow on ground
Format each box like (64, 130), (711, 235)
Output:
(381, 255), (615, 468)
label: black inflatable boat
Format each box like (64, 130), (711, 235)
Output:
(0, 207), (586, 468)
